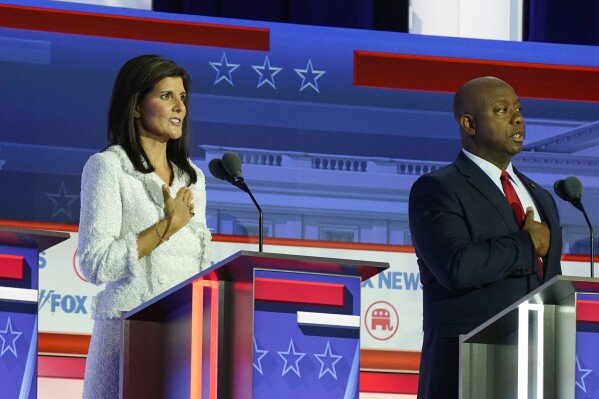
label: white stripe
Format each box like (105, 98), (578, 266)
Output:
(0, 287), (38, 303)
(297, 311), (360, 328)
(20, 316), (38, 399)
(517, 303), (529, 399)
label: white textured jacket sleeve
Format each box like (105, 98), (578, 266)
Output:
(78, 152), (142, 285)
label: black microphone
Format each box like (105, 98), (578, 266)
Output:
(555, 176), (584, 210)
(217, 152), (248, 193)
(563, 176), (583, 201)
(553, 179), (568, 202)
(208, 152), (264, 252)
(554, 176), (594, 277)
(221, 152), (244, 181)
(208, 158), (232, 183)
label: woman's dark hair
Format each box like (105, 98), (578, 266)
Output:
(107, 54), (197, 185)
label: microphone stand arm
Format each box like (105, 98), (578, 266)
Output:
(233, 178), (264, 252)
(574, 199), (594, 278)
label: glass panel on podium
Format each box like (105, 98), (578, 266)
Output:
(460, 276), (599, 399)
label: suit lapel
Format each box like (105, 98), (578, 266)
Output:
(514, 168), (559, 282)
(454, 153), (520, 230)
(454, 154), (548, 283)
(513, 168), (548, 221)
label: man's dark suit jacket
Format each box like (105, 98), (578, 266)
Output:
(409, 152), (562, 399)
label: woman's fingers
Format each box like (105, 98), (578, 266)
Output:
(175, 187), (194, 207)
(162, 184), (172, 200)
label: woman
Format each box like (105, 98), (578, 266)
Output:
(78, 55), (211, 398)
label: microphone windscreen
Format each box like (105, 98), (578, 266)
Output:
(553, 179), (568, 202)
(208, 158), (229, 181)
(222, 152), (243, 178)
(563, 176), (583, 201)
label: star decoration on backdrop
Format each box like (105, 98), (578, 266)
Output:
(314, 340), (343, 379)
(0, 317), (22, 358)
(46, 181), (78, 219)
(575, 355), (593, 393)
(209, 52), (240, 86)
(277, 338), (306, 377)
(253, 336), (269, 375)
(252, 56), (282, 89)
(294, 59), (326, 92)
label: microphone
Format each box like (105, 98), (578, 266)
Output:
(554, 177), (583, 211)
(208, 158), (232, 183)
(554, 176), (594, 277)
(222, 152), (244, 180)
(553, 179), (568, 202)
(208, 152), (264, 252)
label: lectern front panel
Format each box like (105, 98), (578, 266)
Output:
(252, 269), (362, 399)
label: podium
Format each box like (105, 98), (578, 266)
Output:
(121, 250), (388, 399)
(460, 275), (599, 399)
(0, 225), (70, 399)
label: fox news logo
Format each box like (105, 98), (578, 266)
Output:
(39, 290), (89, 314)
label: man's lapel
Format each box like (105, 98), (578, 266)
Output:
(454, 152), (519, 230)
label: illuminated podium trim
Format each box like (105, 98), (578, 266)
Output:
(459, 275), (599, 399)
(121, 250), (388, 399)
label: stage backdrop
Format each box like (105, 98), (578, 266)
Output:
(0, 0), (599, 379)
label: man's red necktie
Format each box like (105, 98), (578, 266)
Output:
(500, 170), (544, 277)
(500, 171), (525, 225)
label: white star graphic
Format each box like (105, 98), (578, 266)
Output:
(252, 56), (282, 89)
(314, 340), (343, 379)
(46, 181), (79, 219)
(294, 59), (326, 93)
(253, 336), (268, 375)
(209, 52), (240, 86)
(0, 316), (22, 358)
(277, 338), (306, 377)
(575, 355), (593, 393)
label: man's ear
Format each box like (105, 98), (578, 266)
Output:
(460, 114), (475, 135)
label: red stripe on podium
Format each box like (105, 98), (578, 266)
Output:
(0, 254), (24, 280)
(0, 4), (269, 51)
(38, 332), (90, 356)
(354, 51), (599, 102)
(38, 356), (86, 379)
(577, 299), (599, 323)
(254, 277), (344, 306)
(360, 371), (418, 394)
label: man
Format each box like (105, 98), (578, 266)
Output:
(409, 76), (562, 399)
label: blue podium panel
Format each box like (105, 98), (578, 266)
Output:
(0, 227), (69, 399)
(0, 301), (38, 399)
(253, 269), (362, 399)
(575, 293), (599, 398)
(0, 243), (41, 399)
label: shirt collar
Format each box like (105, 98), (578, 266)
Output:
(461, 149), (517, 185)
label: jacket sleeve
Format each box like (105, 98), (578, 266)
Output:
(78, 153), (144, 285)
(409, 174), (538, 291)
(188, 164), (212, 271)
